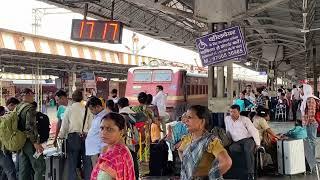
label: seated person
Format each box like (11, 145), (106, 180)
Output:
(225, 105), (260, 180)
(235, 90), (254, 112)
(253, 107), (281, 167)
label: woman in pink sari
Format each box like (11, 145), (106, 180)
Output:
(91, 112), (135, 180)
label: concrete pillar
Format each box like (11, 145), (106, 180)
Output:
(215, 23), (226, 98)
(217, 66), (224, 98)
(208, 66), (214, 98)
(227, 62), (233, 103)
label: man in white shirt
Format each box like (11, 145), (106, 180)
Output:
(291, 85), (301, 121)
(85, 96), (107, 174)
(152, 85), (167, 118)
(58, 89), (93, 180)
(111, 89), (119, 104)
(225, 105), (260, 180)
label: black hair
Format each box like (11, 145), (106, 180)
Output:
(72, 89), (83, 102)
(246, 85), (252, 88)
(6, 97), (20, 106)
(188, 105), (211, 131)
(256, 106), (269, 118)
(101, 112), (126, 130)
(86, 96), (102, 107)
(241, 90), (247, 95)
(55, 89), (67, 98)
(0, 106), (5, 116)
(230, 104), (240, 112)
(156, 85), (163, 91)
(117, 97), (129, 108)
(111, 89), (118, 94)
(295, 120), (303, 127)
(293, 85), (297, 88)
(277, 89), (283, 93)
(146, 94), (153, 105)
(137, 92), (148, 104)
(281, 93), (285, 97)
(257, 87), (264, 94)
(31, 101), (37, 108)
(106, 100), (115, 111)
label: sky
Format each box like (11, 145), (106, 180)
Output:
(0, 0), (268, 82)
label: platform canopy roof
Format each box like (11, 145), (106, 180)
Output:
(38, 0), (320, 80)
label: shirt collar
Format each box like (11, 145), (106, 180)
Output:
(96, 109), (107, 118)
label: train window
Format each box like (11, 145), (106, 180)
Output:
(133, 70), (152, 82)
(153, 70), (172, 82)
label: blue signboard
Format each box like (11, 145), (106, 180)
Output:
(81, 71), (95, 80)
(196, 26), (247, 66)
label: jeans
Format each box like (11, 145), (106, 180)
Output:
(0, 150), (17, 180)
(292, 100), (300, 121)
(18, 140), (45, 180)
(306, 122), (318, 158)
(229, 138), (255, 174)
(67, 133), (91, 180)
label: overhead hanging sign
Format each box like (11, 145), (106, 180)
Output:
(196, 26), (247, 66)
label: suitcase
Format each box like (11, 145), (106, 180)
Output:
(277, 139), (306, 175)
(44, 139), (67, 180)
(45, 154), (65, 180)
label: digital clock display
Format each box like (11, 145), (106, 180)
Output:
(71, 19), (123, 44)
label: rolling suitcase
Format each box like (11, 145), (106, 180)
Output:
(44, 139), (67, 180)
(277, 139), (306, 175)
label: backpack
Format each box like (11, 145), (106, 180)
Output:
(0, 104), (31, 151)
(210, 127), (232, 147)
(36, 112), (50, 143)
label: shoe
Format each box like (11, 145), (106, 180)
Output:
(247, 173), (255, 180)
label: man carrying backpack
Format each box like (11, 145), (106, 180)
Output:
(17, 88), (45, 180)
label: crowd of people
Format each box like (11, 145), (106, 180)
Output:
(0, 83), (318, 180)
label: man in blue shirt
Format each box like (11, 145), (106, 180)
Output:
(85, 96), (107, 172)
(53, 90), (68, 146)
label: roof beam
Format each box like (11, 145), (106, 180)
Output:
(246, 33), (304, 42)
(244, 25), (301, 34)
(247, 38), (304, 46)
(232, 0), (289, 21)
(249, 17), (302, 27)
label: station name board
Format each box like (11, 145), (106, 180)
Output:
(71, 19), (123, 44)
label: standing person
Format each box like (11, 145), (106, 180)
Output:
(106, 100), (118, 113)
(53, 89), (68, 146)
(0, 102), (19, 180)
(245, 85), (256, 103)
(5, 97), (20, 112)
(152, 85), (168, 121)
(90, 113), (135, 180)
(291, 85), (301, 121)
(17, 88), (45, 180)
(300, 84), (319, 160)
(85, 97), (108, 175)
(110, 89), (119, 104)
(225, 105), (260, 180)
(178, 105), (232, 179)
(58, 89), (93, 180)
(117, 97), (135, 114)
(256, 87), (267, 108)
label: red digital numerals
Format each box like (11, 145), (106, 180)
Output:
(78, 20), (119, 42)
